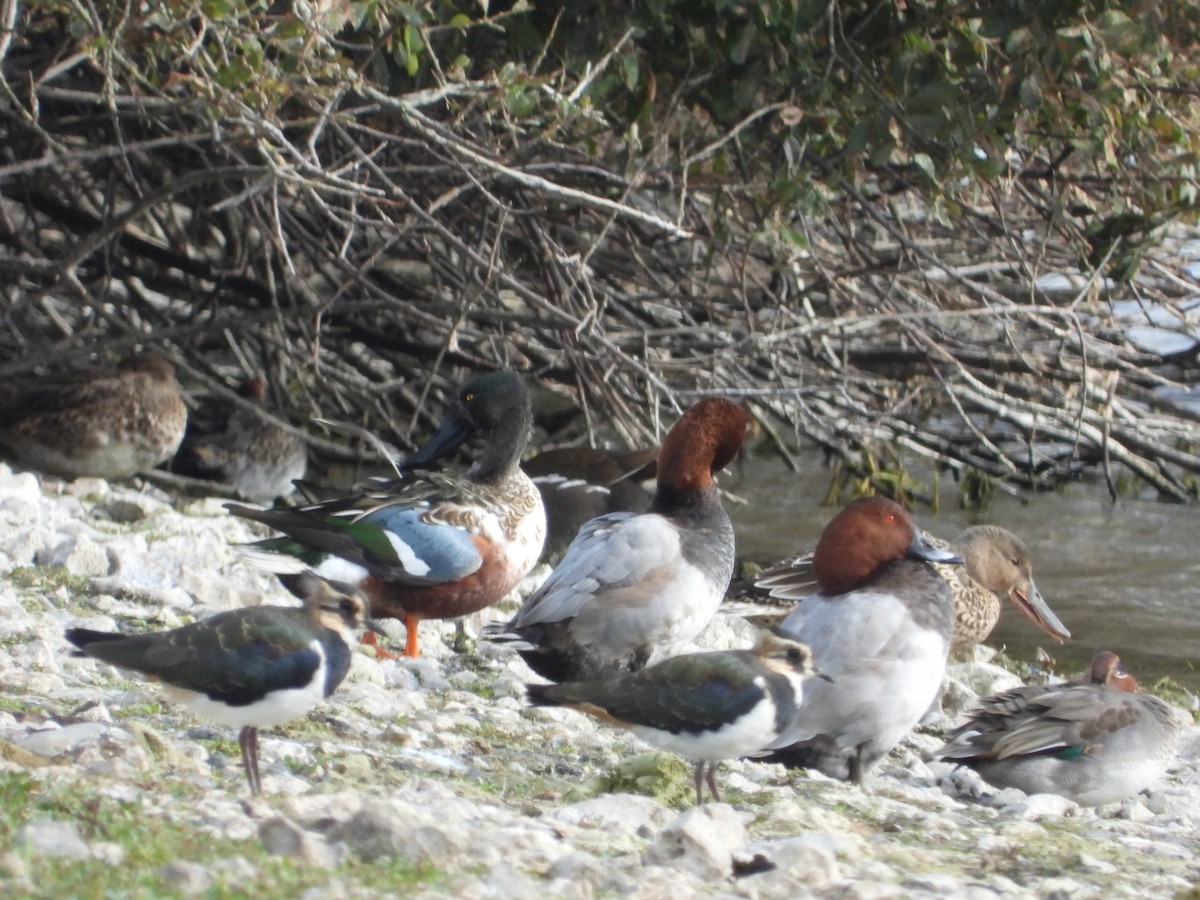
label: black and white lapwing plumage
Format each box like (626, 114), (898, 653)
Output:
(526, 631), (826, 805)
(65, 571), (373, 795)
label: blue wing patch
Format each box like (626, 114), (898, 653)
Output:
(358, 506), (484, 584)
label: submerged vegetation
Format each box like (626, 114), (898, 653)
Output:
(3, 2), (1200, 498)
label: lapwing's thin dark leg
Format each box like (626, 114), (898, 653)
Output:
(240, 726), (261, 795)
(693, 763), (705, 806)
(705, 763), (721, 804)
(848, 748), (865, 787)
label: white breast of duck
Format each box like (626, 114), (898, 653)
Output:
(426, 468), (547, 589)
(777, 561), (953, 756)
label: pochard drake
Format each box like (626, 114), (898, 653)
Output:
(182, 377), (307, 501)
(484, 397), (753, 683)
(0, 351), (187, 480)
(936, 651), (1189, 807)
(522, 446), (657, 562)
(65, 571), (371, 795)
(749, 524), (1069, 657)
(227, 370), (546, 659)
(527, 631), (823, 805)
(758, 496), (962, 784)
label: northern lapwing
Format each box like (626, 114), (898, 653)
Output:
(65, 571), (372, 794)
(527, 631), (825, 805)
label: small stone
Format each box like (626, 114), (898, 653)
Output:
(277, 791), (363, 828)
(1040, 877), (1090, 898)
(65, 478), (110, 499)
(259, 816), (340, 867)
(90, 841), (126, 865)
(18, 722), (110, 758)
(945, 661), (1025, 701)
(157, 861), (214, 897)
(0, 739), (48, 768)
(39, 533), (112, 576)
(547, 793), (672, 839)
(642, 803), (748, 880)
(334, 753), (375, 781)
(328, 798), (468, 864)
(97, 493), (167, 523)
(999, 792), (1078, 819)
(1120, 798), (1157, 822)
(1076, 852), (1117, 874)
(742, 835), (840, 886)
(400, 657), (451, 690)
(13, 819), (90, 859)
(547, 849), (608, 884)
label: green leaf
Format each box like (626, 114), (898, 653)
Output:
(216, 59), (253, 89)
(620, 53), (639, 90)
(913, 152), (936, 180)
(395, 2), (426, 27)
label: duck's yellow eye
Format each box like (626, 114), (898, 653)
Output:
(464, 393), (475, 403)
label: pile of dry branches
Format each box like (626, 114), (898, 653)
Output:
(3, 7), (1200, 501)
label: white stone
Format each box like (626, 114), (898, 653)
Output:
(642, 803), (748, 880)
(547, 793), (672, 838)
(156, 861), (214, 896)
(328, 798), (470, 864)
(999, 792), (1078, 819)
(18, 722), (111, 758)
(13, 819), (90, 859)
(259, 816), (341, 867)
(40, 533), (112, 576)
(743, 835), (840, 885)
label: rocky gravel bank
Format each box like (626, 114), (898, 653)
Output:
(0, 463), (1197, 898)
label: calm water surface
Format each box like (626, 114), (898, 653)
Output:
(725, 449), (1200, 693)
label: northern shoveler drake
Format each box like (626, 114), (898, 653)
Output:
(227, 370), (546, 659)
(0, 351), (187, 480)
(522, 446), (657, 562)
(180, 377), (307, 501)
(935, 650), (1189, 806)
(527, 631), (824, 805)
(757, 496), (963, 784)
(484, 397), (753, 683)
(65, 571), (371, 795)
(743, 524), (1069, 657)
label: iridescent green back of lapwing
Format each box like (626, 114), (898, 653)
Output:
(527, 631), (825, 805)
(65, 572), (371, 794)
